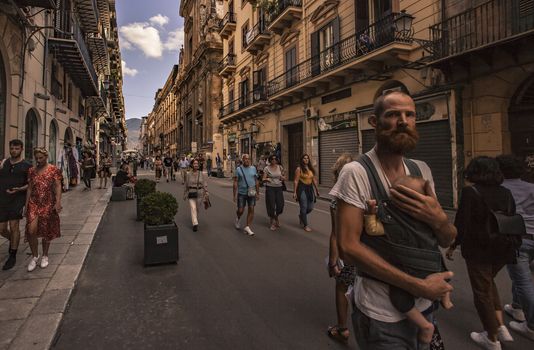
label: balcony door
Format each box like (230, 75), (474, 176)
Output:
(285, 46), (297, 88)
(253, 67), (266, 101)
(311, 17), (340, 76)
(229, 0), (234, 13)
(239, 79), (249, 108)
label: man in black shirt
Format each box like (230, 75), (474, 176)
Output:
(163, 154), (173, 183)
(0, 139), (32, 270)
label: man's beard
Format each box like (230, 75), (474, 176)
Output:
(376, 124), (419, 155)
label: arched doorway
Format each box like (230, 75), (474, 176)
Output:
(49, 120), (58, 164)
(509, 74), (534, 180)
(64, 127), (74, 146)
(0, 50), (6, 157)
(24, 109), (38, 160)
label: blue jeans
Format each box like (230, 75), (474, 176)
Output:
(506, 238), (534, 328)
(352, 305), (434, 350)
(299, 190), (314, 226)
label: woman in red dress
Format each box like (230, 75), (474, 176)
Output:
(25, 147), (63, 272)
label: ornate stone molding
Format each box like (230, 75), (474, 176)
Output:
(239, 66), (251, 77)
(255, 51), (269, 66)
(310, 0), (339, 24)
(279, 30), (300, 47)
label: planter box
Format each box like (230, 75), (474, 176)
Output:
(136, 197), (142, 221)
(144, 222), (179, 266)
(111, 186), (128, 201)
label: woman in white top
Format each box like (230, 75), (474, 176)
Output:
(262, 155), (286, 230)
(183, 159), (207, 232)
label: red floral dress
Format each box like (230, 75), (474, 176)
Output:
(26, 165), (62, 242)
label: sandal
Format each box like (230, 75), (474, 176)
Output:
(327, 325), (349, 344)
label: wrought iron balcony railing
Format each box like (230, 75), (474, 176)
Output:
(219, 12), (237, 30)
(430, 0), (534, 60)
(218, 53), (236, 73)
(266, 0), (302, 24)
(267, 12), (413, 97)
(13, 0), (56, 8)
(245, 21), (269, 48)
(220, 87), (267, 119)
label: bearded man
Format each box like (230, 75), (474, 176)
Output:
(329, 91), (457, 349)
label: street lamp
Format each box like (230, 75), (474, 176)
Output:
(394, 10), (414, 37)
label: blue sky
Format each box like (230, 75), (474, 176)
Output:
(116, 0), (183, 120)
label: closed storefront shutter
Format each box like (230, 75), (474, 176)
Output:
(361, 120), (453, 208)
(319, 127), (359, 188)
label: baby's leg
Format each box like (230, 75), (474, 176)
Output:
(441, 291), (454, 309)
(405, 308), (435, 344)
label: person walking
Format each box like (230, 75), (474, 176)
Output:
(173, 156), (180, 181)
(154, 156), (163, 182)
(234, 154), (259, 236)
(262, 155), (285, 230)
(293, 154), (319, 232)
(179, 156), (189, 185)
(25, 148), (63, 272)
(326, 153), (356, 344)
(163, 154), (173, 183)
(330, 91), (455, 349)
(0, 139), (32, 270)
(495, 155), (534, 341)
(447, 156), (518, 349)
(98, 152), (112, 189)
(216, 153), (222, 170)
(183, 159), (207, 232)
(80, 151), (95, 191)
(206, 156), (213, 177)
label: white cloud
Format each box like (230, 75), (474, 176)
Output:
(122, 60), (138, 77)
(119, 22), (163, 58)
(149, 14), (169, 27)
(163, 27), (184, 51)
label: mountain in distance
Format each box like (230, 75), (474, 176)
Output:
(126, 118), (141, 150)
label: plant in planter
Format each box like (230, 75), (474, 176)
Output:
(140, 191), (179, 266)
(134, 179), (157, 220)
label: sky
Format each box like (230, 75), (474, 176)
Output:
(116, 0), (184, 120)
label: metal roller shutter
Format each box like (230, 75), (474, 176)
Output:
(361, 120), (453, 208)
(319, 127), (359, 187)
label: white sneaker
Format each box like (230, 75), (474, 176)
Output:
(243, 226), (255, 236)
(40, 256), (49, 269)
(509, 321), (534, 341)
(234, 217), (241, 230)
(27, 256), (39, 272)
(471, 331), (502, 350)
(504, 304), (526, 322)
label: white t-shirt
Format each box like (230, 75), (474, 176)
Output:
(329, 147), (435, 323)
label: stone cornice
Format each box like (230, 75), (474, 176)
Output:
(310, 0), (339, 24)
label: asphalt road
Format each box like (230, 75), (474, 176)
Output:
(52, 173), (533, 350)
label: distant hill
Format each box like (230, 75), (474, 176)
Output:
(126, 118), (141, 150)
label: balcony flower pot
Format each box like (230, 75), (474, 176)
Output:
(140, 191), (179, 266)
(135, 179), (157, 221)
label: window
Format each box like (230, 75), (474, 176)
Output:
(253, 67), (266, 101)
(67, 83), (73, 110)
(285, 47), (297, 87)
(229, 38), (235, 54)
(51, 63), (62, 100)
(229, 89), (235, 113)
(311, 17), (340, 75)
(321, 88), (352, 104)
(78, 99), (84, 118)
(241, 22), (249, 49)
(239, 79), (249, 108)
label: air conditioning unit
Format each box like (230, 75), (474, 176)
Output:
(306, 107), (319, 119)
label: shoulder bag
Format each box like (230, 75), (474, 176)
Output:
(239, 166), (257, 197)
(187, 171), (201, 199)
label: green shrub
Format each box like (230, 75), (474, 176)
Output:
(140, 191), (178, 226)
(135, 179), (157, 199)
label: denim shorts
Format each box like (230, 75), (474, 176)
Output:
(237, 193), (256, 209)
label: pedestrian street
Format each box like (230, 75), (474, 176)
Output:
(47, 173), (532, 350)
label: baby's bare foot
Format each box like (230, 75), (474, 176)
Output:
(418, 323), (435, 344)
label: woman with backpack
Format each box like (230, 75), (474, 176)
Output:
(448, 156), (520, 350)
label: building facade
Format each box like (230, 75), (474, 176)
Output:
(0, 0), (126, 166)
(150, 65), (178, 156)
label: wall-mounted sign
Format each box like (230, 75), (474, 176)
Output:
(228, 133), (236, 143)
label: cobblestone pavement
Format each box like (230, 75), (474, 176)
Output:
(0, 184), (111, 350)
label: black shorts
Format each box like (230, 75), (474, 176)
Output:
(0, 205), (24, 222)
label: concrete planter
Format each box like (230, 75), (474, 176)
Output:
(144, 222), (179, 266)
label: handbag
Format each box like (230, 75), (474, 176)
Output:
(203, 194), (211, 210)
(471, 186), (526, 236)
(239, 166), (257, 197)
(187, 171), (202, 199)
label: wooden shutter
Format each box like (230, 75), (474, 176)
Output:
(332, 17), (341, 64)
(311, 31), (320, 76)
(355, 0), (370, 32)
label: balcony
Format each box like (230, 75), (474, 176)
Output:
(219, 87), (270, 122)
(267, 0), (303, 35)
(219, 12), (236, 39)
(108, 77), (123, 119)
(48, 18), (98, 97)
(245, 22), (271, 54)
(12, 0), (56, 8)
(87, 30), (110, 75)
(267, 12), (414, 100)
(218, 53), (237, 78)
(430, 0), (534, 62)
(74, 0), (99, 33)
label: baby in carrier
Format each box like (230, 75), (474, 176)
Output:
(365, 175), (453, 344)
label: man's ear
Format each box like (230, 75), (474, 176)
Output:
(368, 115), (377, 128)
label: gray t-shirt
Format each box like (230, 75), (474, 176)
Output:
(329, 147), (435, 323)
(264, 165), (283, 187)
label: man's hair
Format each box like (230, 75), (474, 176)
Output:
(373, 91), (412, 119)
(496, 154), (525, 179)
(465, 156), (503, 185)
(9, 139), (23, 148)
(241, 153), (250, 160)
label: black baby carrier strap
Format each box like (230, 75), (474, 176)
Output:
(357, 155), (443, 278)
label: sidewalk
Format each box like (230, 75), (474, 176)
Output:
(0, 185), (111, 350)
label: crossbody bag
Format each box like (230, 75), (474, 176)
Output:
(239, 166), (257, 197)
(187, 171), (201, 199)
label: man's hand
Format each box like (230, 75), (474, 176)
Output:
(389, 181), (448, 230)
(414, 271), (454, 300)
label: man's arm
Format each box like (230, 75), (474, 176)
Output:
(233, 176), (238, 202)
(336, 199), (453, 300)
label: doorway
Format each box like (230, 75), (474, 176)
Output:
(285, 122), (303, 181)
